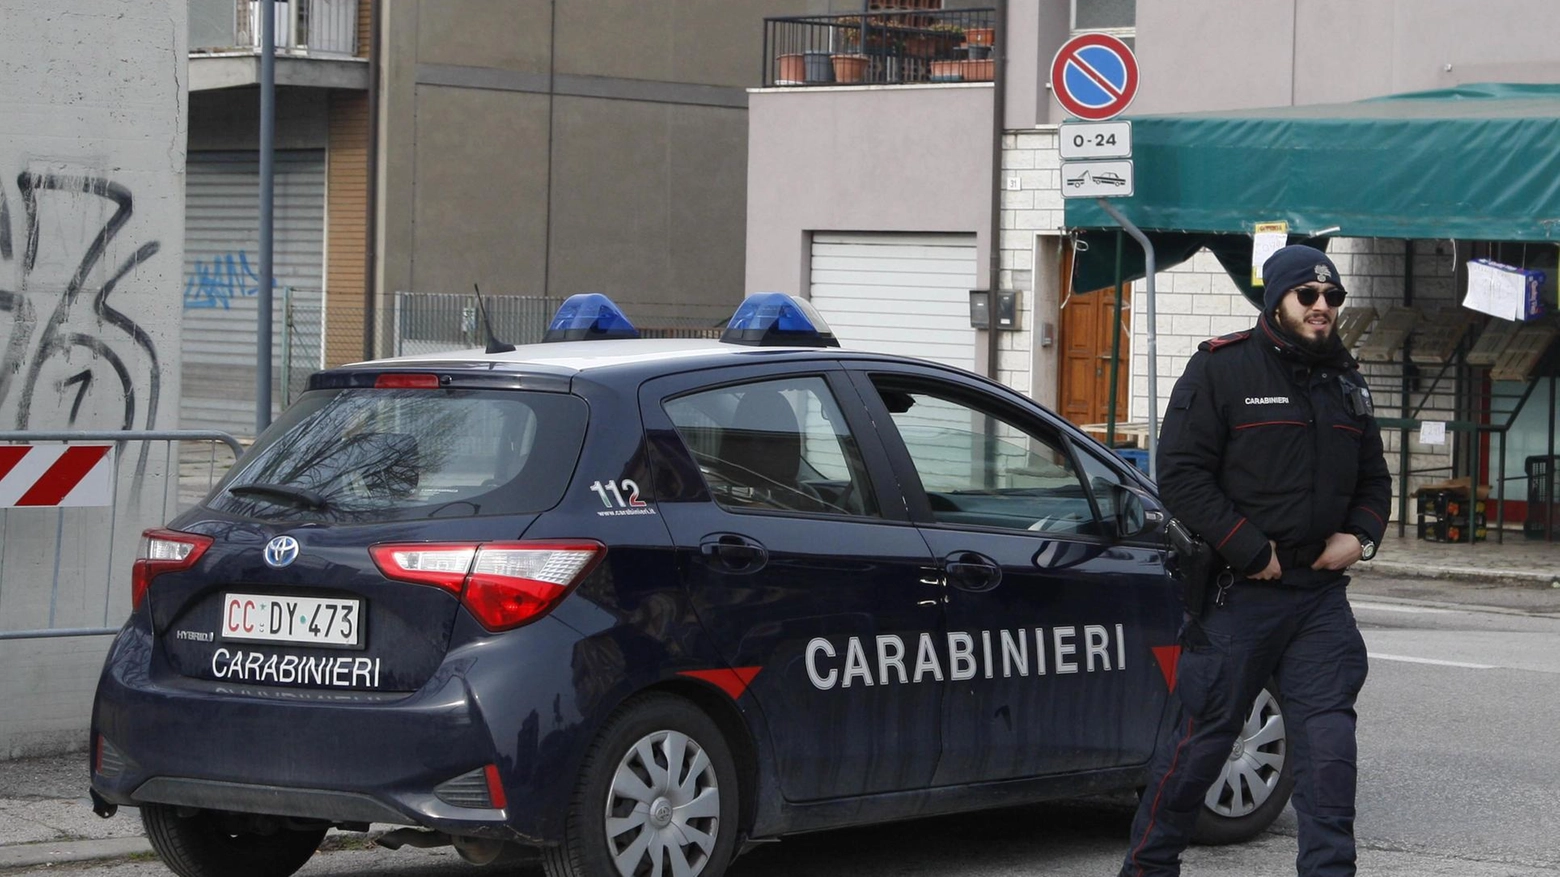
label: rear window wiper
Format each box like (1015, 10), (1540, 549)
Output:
(227, 483), (328, 510)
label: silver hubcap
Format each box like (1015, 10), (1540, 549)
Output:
(1204, 688), (1287, 818)
(605, 729), (720, 877)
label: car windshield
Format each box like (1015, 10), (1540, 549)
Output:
(206, 388), (587, 522)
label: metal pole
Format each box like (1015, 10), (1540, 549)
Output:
(257, 0), (276, 433)
(1096, 198), (1159, 480)
(1106, 228), (1124, 448)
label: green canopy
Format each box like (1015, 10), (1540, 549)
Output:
(1067, 83), (1560, 295)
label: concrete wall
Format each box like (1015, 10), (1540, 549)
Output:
(745, 84), (997, 300)
(0, 0), (187, 757)
(377, 0), (812, 335)
(1134, 0), (1560, 114)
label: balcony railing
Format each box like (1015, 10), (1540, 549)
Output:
(190, 0), (358, 57)
(763, 7), (996, 88)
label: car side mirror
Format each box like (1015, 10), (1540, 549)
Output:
(1112, 484), (1152, 540)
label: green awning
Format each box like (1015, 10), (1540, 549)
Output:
(1066, 84), (1560, 295)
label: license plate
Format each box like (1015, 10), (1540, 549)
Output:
(221, 593), (362, 647)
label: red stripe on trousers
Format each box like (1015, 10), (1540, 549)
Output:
(16, 446), (110, 506)
(1129, 715), (1197, 876)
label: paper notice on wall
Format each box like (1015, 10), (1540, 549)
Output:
(1463, 259), (1527, 321)
(1251, 221), (1290, 286)
(1418, 421), (1447, 446)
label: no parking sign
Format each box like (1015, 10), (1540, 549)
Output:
(1050, 33), (1139, 121)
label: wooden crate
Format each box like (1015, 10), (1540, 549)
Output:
(1407, 308), (1479, 364)
(1490, 320), (1559, 381)
(1356, 305), (1421, 363)
(1335, 306), (1377, 353)
(1466, 317), (1523, 366)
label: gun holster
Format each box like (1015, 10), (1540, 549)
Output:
(1165, 518), (1229, 616)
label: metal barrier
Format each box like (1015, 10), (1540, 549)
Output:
(0, 430), (244, 641)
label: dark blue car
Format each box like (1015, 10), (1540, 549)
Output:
(90, 295), (1293, 877)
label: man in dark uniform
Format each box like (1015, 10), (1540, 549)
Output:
(1118, 245), (1393, 877)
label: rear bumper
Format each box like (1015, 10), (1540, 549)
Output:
(90, 615), (593, 844)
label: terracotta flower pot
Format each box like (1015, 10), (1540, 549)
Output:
(775, 53), (805, 85)
(965, 26), (995, 46)
(831, 53), (869, 83)
(930, 59), (962, 82)
(960, 58), (994, 81)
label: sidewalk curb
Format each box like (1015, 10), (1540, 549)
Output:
(1364, 560), (1559, 588)
(0, 836), (152, 869)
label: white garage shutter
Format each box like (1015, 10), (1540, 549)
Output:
(808, 232), (978, 371)
(181, 150), (325, 436)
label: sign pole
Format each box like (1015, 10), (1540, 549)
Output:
(1106, 228), (1123, 449)
(1096, 198), (1157, 480)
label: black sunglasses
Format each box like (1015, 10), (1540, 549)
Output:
(1293, 285), (1346, 308)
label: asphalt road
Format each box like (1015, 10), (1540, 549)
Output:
(6, 572), (1558, 877)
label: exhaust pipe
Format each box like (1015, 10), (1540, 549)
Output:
(376, 828), (450, 850)
(452, 835), (506, 865)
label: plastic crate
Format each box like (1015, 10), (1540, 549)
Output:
(1526, 455), (1560, 539)
(1114, 448), (1150, 475)
(1415, 492), (1486, 518)
(1418, 518), (1487, 543)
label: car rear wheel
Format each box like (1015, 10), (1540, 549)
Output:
(545, 693), (740, 877)
(1192, 681), (1296, 845)
(141, 804), (326, 877)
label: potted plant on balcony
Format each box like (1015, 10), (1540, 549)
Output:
(775, 53), (806, 85)
(928, 22), (963, 57)
(831, 17), (869, 83)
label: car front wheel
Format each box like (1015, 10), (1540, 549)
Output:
(545, 693), (740, 877)
(141, 804), (326, 877)
(1192, 681), (1296, 845)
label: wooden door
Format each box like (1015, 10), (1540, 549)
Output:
(1058, 248), (1131, 434)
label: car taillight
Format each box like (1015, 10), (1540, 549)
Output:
(370, 540), (604, 631)
(131, 529), (213, 610)
(374, 373), (440, 389)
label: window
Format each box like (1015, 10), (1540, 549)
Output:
(1071, 0), (1135, 47)
(872, 378), (1099, 535)
(664, 377), (878, 517)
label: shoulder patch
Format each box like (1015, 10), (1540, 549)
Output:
(1198, 330), (1251, 353)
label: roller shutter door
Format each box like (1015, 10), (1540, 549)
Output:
(181, 150), (325, 435)
(808, 232), (978, 370)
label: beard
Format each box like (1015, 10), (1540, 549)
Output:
(1276, 307), (1335, 354)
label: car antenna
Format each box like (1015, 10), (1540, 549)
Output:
(472, 283), (515, 354)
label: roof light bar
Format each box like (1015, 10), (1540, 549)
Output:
(721, 293), (840, 348)
(542, 293), (640, 342)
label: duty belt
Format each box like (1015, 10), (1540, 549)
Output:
(1275, 542), (1326, 570)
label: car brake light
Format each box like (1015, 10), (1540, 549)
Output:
(131, 529), (213, 610)
(375, 373), (440, 389)
(370, 540), (604, 631)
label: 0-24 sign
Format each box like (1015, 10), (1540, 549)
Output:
(1059, 121), (1132, 160)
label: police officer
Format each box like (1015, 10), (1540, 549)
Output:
(1118, 245), (1392, 877)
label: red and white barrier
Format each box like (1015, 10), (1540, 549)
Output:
(0, 445), (115, 507)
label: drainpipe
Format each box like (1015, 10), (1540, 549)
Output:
(362, 0), (381, 360)
(985, 0), (1008, 383)
(257, 0), (276, 433)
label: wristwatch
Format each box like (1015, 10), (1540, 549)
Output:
(1353, 533), (1377, 561)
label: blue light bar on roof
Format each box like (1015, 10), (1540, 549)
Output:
(721, 293), (840, 348)
(543, 293), (640, 342)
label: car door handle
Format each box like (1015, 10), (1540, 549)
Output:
(943, 551), (1002, 592)
(699, 534), (768, 572)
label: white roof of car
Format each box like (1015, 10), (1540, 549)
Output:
(351, 338), (825, 374)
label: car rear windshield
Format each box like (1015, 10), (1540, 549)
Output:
(206, 388), (587, 522)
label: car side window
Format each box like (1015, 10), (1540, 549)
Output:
(871, 377), (1099, 536)
(663, 376), (879, 517)
(1074, 445), (1125, 529)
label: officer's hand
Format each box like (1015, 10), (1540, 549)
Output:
(1251, 540), (1282, 581)
(1312, 531), (1363, 571)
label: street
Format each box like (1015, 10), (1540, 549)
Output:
(5, 573), (1557, 877)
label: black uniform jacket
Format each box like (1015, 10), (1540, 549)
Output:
(1157, 316), (1393, 585)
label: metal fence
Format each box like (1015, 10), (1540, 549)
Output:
(190, 0), (358, 55)
(0, 431), (243, 641)
(283, 289), (323, 407)
(764, 7), (997, 87)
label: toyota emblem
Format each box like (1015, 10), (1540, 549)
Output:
(264, 536), (300, 569)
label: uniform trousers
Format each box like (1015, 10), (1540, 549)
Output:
(1118, 579), (1369, 877)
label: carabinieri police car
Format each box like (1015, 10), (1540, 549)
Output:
(90, 294), (1294, 877)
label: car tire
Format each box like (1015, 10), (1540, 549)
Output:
(544, 693), (741, 877)
(1192, 680), (1297, 845)
(140, 804), (326, 877)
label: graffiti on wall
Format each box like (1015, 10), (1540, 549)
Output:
(183, 250), (277, 309)
(0, 171), (163, 463)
